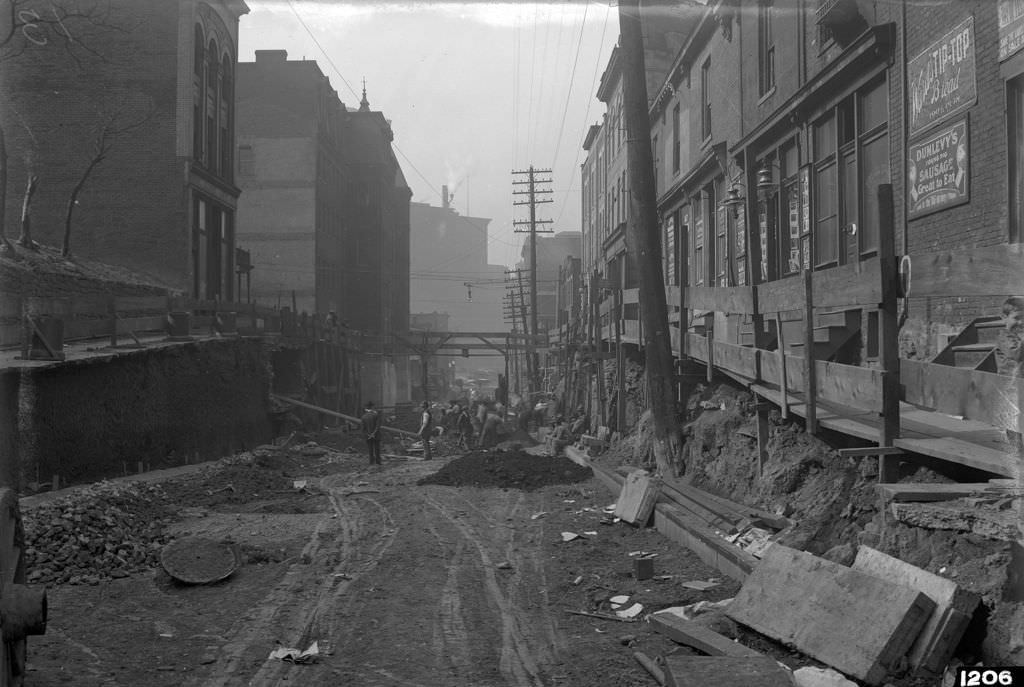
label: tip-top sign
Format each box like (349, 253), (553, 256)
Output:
(908, 17), (976, 136)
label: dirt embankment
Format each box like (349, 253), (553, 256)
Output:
(602, 380), (1022, 667)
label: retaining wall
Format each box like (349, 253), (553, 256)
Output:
(1, 338), (274, 490)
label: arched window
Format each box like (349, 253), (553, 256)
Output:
(220, 53), (232, 179)
(192, 24), (204, 159)
(206, 38), (218, 171)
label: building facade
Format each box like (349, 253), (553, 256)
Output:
(0, 0), (249, 298)
(235, 49), (348, 314)
(516, 231), (583, 335)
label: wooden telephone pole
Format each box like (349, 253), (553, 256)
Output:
(619, 0), (683, 475)
(512, 166), (553, 396)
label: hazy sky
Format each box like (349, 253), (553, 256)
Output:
(239, 1), (619, 269)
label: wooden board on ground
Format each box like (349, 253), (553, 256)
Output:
(852, 546), (978, 676)
(649, 612), (762, 657)
(614, 470), (660, 525)
(663, 655), (795, 687)
(876, 483), (1000, 502)
(726, 544), (936, 685)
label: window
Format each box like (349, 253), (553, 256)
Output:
(652, 134), (659, 194)
(811, 77), (889, 268)
(664, 214), (678, 286)
(692, 194), (705, 286)
(672, 103), (681, 172)
(758, 0), (775, 96)
(1011, 74), (1024, 242)
(715, 185), (728, 286)
(700, 58), (712, 140)
(220, 54), (232, 180)
(192, 25), (204, 160)
(205, 39), (218, 171)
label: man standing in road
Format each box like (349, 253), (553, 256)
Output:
(361, 401), (382, 466)
(418, 401), (434, 461)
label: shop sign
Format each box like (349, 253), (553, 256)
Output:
(908, 118), (969, 218)
(1000, 0), (1024, 61)
(908, 17), (976, 135)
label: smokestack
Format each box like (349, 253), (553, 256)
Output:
(442, 185), (449, 210)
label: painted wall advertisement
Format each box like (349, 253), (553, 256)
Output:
(908, 17), (976, 136)
(1000, 0), (1024, 61)
(798, 165), (812, 271)
(908, 118), (969, 218)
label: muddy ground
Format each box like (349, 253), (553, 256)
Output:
(21, 434), (782, 687)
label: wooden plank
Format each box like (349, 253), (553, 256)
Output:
(711, 340), (759, 380)
(901, 359), (1022, 434)
(876, 483), (1001, 502)
(813, 257), (883, 309)
(614, 470), (660, 525)
(911, 242), (1024, 298)
(651, 614), (765, 659)
(650, 613), (763, 658)
(839, 447), (905, 457)
(803, 269), (817, 434)
(67, 294), (111, 316)
(852, 546), (979, 675)
(893, 436), (1015, 477)
(757, 275), (804, 314)
(665, 285), (680, 304)
(669, 480), (789, 530)
(683, 286), (755, 314)
(664, 656), (795, 687)
(726, 544), (936, 685)
(683, 332), (708, 362)
(660, 481), (742, 533)
(654, 503), (757, 582)
(816, 360), (883, 415)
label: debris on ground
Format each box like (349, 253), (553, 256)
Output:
(268, 640), (321, 664)
(23, 481), (173, 585)
(416, 449), (592, 490)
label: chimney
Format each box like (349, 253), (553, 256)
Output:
(442, 185), (449, 210)
(254, 49), (288, 63)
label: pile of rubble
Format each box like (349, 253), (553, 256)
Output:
(23, 482), (173, 586)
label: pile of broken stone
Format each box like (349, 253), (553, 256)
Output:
(22, 482), (173, 586)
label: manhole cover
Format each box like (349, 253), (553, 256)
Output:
(160, 537), (241, 585)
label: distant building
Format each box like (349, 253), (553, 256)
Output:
(409, 189), (507, 333)
(235, 51), (411, 405)
(516, 231), (582, 333)
(0, 0), (250, 298)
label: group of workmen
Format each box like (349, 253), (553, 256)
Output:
(357, 398), (515, 466)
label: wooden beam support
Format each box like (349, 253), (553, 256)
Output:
(878, 183), (901, 483)
(649, 613), (763, 657)
(803, 268), (817, 434)
(775, 312), (788, 419)
(839, 446), (906, 458)
(755, 402), (769, 476)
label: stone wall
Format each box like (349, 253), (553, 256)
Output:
(5, 338), (273, 490)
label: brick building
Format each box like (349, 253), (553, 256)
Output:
(0, 0), (249, 297)
(642, 0), (1017, 358)
(235, 52), (411, 404)
(235, 49), (348, 315)
(516, 231), (582, 334)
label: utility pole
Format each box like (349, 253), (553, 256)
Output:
(512, 166), (553, 397)
(619, 0), (683, 476)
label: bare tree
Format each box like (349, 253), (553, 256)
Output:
(62, 102), (150, 257)
(18, 172), (37, 248)
(0, 0), (134, 247)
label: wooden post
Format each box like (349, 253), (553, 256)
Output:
(878, 183), (901, 482)
(775, 312), (789, 419)
(615, 288), (625, 432)
(803, 269), (817, 434)
(619, 0), (684, 474)
(755, 401), (770, 476)
(705, 317), (714, 384)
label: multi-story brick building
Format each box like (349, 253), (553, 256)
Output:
(516, 231), (582, 334)
(235, 51), (411, 404)
(235, 50), (348, 314)
(0, 0), (249, 298)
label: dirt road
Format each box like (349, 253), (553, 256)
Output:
(23, 444), (740, 686)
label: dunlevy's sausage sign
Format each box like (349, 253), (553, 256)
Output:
(909, 18), (976, 136)
(1000, 0), (1024, 61)
(908, 119), (969, 218)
